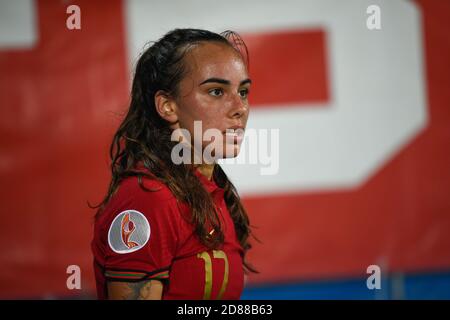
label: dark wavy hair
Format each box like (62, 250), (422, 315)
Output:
(93, 28), (257, 273)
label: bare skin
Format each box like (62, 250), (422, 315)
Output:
(107, 280), (164, 300)
(196, 163), (215, 180)
(154, 42), (251, 180)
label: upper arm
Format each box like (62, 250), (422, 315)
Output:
(102, 183), (180, 286)
(107, 279), (164, 300)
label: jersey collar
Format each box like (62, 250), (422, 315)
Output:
(193, 167), (221, 194)
(136, 162), (221, 194)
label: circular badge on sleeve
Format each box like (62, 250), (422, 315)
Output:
(108, 210), (151, 254)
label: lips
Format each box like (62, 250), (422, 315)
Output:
(223, 125), (245, 133)
(223, 127), (245, 144)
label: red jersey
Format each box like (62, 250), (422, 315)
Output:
(91, 168), (245, 299)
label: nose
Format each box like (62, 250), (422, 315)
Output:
(227, 93), (248, 119)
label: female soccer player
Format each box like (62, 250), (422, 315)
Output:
(91, 28), (256, 300)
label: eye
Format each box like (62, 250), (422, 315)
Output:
(208, 88), (223, 97)
(239, 88), (249, 99)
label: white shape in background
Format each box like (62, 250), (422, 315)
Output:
(0, 0), (37, 49)
(124, 0), (427, 196)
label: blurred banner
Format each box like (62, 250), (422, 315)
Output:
(0, 0), (449, 299)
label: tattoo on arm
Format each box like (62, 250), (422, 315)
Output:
(121, 280), (153, 300)
(107, 279), (164, 300)
(106, 280), (155, 300)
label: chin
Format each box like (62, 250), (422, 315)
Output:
(222, 144), (241, 158)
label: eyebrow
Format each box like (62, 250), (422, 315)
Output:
(199, 77), (252, 86)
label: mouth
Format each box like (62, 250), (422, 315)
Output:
(223, 127), (245, 144)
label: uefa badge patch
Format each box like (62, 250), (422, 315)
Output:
(108, 210), (151, 254)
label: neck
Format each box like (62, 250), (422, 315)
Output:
(195, 164), (215, 180)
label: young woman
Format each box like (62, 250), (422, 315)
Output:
(91, 28), (256, 300)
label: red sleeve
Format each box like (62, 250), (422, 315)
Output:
(103, 182), (180, 282)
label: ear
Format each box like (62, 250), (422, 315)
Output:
(154, 90), (179, 127)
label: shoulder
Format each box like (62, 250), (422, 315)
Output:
(99, 174), (182, 229)
(117, 174), (176, 203)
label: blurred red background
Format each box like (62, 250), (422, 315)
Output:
(0, 0), (449, 298)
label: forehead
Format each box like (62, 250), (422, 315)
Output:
(183, 42), (248, 80)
